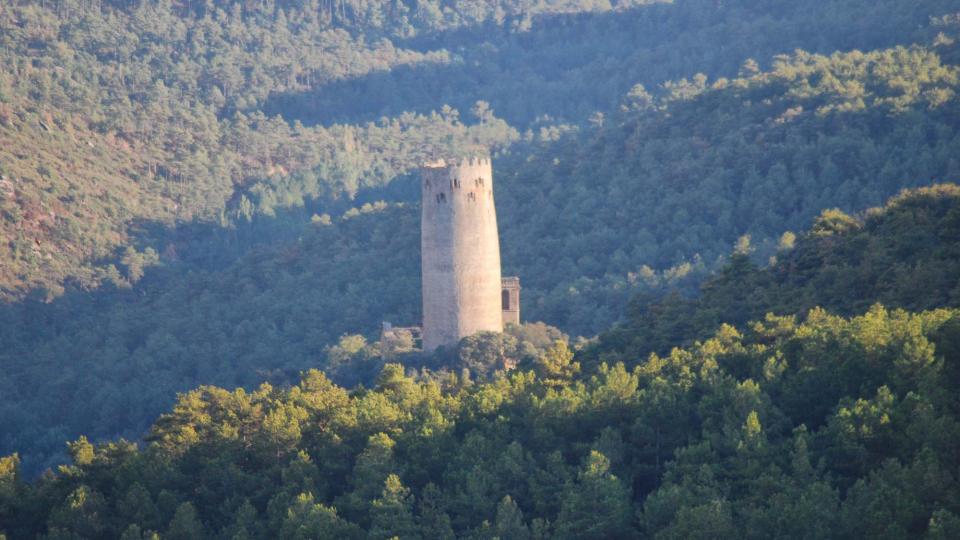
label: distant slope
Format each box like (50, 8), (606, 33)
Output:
(0, 202), (421, 474)
(3, 0), (960, 298)
(591, 184), (960, 365)
(271, 0), (960, 126)
(0, 1), (514, 299)
(498, 43), (960, 333)
(0, 104), (176, 296)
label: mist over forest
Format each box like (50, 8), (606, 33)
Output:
(2, 0), (960, 538)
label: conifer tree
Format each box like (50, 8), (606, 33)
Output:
(417, 483), (456, 540)
(370, 474), (420, 540)
(165, 502), (204, 540)
(535, 340), (580, 387)
(281, 493), (362, 540)
(555, 451), (633, 539)
(494, 495), (531, 540)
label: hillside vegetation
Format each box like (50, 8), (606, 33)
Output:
(2, 0), (959, 298)
(2, 184), (959, 480)
(2, 303), (959, 538)
(0, 0), (517, 298)
(3, 2), (960, 473)
(3, 0), (960, 520)
(591, 184), (960, 366)
(499, 43), (960, 331)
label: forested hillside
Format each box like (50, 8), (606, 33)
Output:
(3, 303), (959, 538)
(271, 0), (960, 126)
(499, 43), (960, 330)
(0, 0), (518, 298)
(2, 185), (958, 481)
(591, 184), (960, 367)
(3, 0), (960, 527)
(2, 0), (959, 298)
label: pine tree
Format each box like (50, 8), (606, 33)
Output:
(555, 451), (633, 539)
(535, 340), (580, 387)
(281, 492), (362, 539)
(494, 496), (530, 540)
(166, 502), (204, 540)
(117, 483), (161, 531)
(369, 474), (420, 539)
(417, 483), (455, 540)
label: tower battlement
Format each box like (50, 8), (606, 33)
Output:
(422, 156), (492, 170)
(422, 157), (491, 184)
(421, 156), (494, 207)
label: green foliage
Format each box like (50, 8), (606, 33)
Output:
(555, 451), (634, 539)
(594, 184), (960, 365)
(281, 492), (362, 540)
(494, 496), (530, 540)
(347, 433), (398, 509)
(928, 509), (960, 540)
(455, 332), (521, 379)
(0, 454), (24, 538)
(165, 502), (204, 540)
(416, 484), (455, 540)
(534, 341), (581, 388)
(3, 300), (960, 537)
(370, 474), (420, 539)
(2, 4), (960, 537)
(500, 45), (960, 334)
(47, 485), (109, 538)
(0, 0), (517, 298)
(3, 0), (960, 477)
(66, 437), (94, 467)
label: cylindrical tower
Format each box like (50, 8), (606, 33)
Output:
(421, 157), (503, 351)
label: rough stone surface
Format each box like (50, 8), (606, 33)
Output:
(421, 157), (503, 351)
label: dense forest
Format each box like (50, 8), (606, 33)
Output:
(3, 190), (960, 537)
(4, 29), (960, 474)
(3, 0), (959, 298)
(590, 184), (960, 367)
(3, 0), (960, 536)
(2, 287), (959, 536)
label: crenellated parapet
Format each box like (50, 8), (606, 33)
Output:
(421, 157), (493, 205)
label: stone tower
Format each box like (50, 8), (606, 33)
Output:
(421, 157), (503, 351)
(501, 276), (520, 327)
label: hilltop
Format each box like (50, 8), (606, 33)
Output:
(592, 183), (960, 366)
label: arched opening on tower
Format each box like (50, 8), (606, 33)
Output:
(502, 290), (510, 310)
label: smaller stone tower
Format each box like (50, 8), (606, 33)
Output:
(501, 276), (520, 327)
